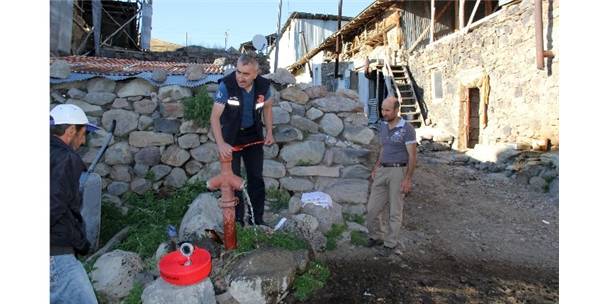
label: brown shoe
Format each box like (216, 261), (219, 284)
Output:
(366, 238), (384, 248)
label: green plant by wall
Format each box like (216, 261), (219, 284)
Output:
(266, 186), (290, 212)
(235, 224), (307, 254)
(122, 282), (143, 304)
(343, 213), (365, 225)
(183, 85), (213, 127)
(350, 230), (368, 247)
(293, 261), (331, 301)
(324, 223), (347, 251)
(97, 181), (206, 259)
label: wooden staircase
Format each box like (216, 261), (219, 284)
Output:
(387, 65), (424, 128)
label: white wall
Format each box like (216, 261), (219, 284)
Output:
(269, 18), (347, 73)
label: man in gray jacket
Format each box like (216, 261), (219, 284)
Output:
(366, 96), (417, 257)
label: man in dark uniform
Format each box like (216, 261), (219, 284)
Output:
(210, 54), (274, 226)
(50, 104), (99, 303)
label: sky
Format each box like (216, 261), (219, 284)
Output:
(152, 0), (374, 49)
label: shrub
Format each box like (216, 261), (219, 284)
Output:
(183, 85), (214, 127)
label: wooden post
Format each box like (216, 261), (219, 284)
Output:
(274, 0), (283, 72)
(465, 0), (482, 30)
(430, 0), (435, 43)
(485, 0), (494, 15)
(454, 0), (459, 30)
(334, 0), (343, 81)
(408, 1), (453, 53)
(459, 0), (465, 33)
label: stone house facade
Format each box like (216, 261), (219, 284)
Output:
(289, 0), (559, 152)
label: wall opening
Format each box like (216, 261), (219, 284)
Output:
(467, 87), (481, 148)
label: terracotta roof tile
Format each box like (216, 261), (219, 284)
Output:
(50, 56), (223, 76)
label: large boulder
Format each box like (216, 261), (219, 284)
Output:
(305, 107), (324, 121)
(104, 142), (133, 165)
(190, 142), (219, 163)
(311, 95), (364, 113)
(101, 109), (139, 136)
(129, 131), (174, 147)
(141, 277), (216, 304)
(66, 99), (103, 116)
(90, 250), (144, 303)
(165, 167), (188, 188)
(300, 200), (344, 234)
(117, 79), (155, 97)
(290, 115), (319, 133)
(342, 124), (376, 145)
(283, 214), (326, 253)
(134, 147), (161, 166)
(319, 113), (344, 137)
(303, 85), (329, 99)
(272, 107), (291, 125)
(327, 147), (371, 165)
(263, 160), (286, 178)
(279, 141), (325, 168)
(280, 87), (309, 105)
(227, 248), (309, 304)
(288, 166), (340, 177)
(279, 177), (314, 192)
(158, 85), (192, 102)
(179, 193), (224, 239)
(84, 92), (116, 106)
(185, 65), (206, 81)
(50, 60), (70, 78)
(87, 78), (116, 93)
(133, 98), (158, 114)
(161, 145), (190, 167)
(273, 126), (303, 143)
(262, 68), (296, 85)
(316, 178), (369, 205)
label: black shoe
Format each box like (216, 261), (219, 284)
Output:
(366, 238), (384, 248)
(377, 246), (402, 257)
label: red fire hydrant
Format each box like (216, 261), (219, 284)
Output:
(206, 153), (244, 250)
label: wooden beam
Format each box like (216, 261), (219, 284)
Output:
(430, 0), (435, 43)
(454, 0), (459, 30)
(459, 0), (465, 32)
(464, 0), (482, 31)
(485, 0), (494, 15)
(408, 1), (453, 53)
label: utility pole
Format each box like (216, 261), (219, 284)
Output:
(185, 32), (188, 47)
(334, 0), (343, 82)
(273, 0), (283, 72)
(224, 31), (229, 50)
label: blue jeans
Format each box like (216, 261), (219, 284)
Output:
(50, 255), (98, 304)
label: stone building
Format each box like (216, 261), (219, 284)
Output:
(289, 0), (559, 151)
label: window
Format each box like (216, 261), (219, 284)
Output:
(432, 70), (443, 100)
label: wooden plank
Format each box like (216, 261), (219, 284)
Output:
(459, 0), (465, 32)
(430, 0), (435, 43)
(408, 1), (453, 53)
(465, 0), (482, 30)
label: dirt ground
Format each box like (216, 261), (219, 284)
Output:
(286, 151), (559, 303)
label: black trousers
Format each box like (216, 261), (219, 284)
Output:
(231, 128), (265, 225)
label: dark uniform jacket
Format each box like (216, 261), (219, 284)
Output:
(50, 135), (89, 256)
(218, 71), (271, 146)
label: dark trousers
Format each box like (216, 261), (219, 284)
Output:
(231, 128), (265, 225)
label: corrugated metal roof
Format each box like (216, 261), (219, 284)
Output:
(49, 72), (222, 88)
(50, 55), (223, 76)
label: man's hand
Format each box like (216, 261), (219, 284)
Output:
(218, 142), (233, 159)
(400, 177), (413, 194)
(264, 132), (275, 145)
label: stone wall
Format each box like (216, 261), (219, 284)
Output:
(50, 77), (377, 215)
(407, 0), (559, 150)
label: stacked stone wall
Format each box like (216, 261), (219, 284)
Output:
(50, 77), (377, 215)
